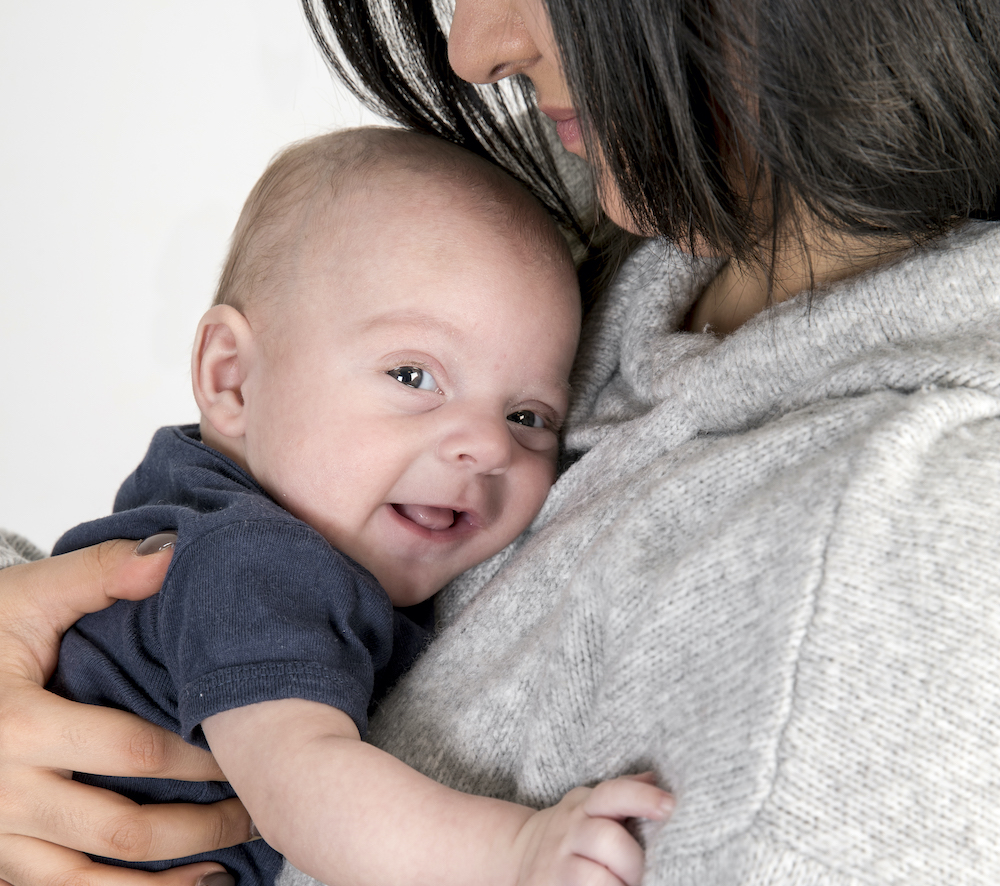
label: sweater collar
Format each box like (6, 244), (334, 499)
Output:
(566, 221), (1000, 450)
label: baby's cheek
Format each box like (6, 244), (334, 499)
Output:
(511, 458), (557, 532)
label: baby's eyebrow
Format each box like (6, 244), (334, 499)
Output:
(359, 309), (461, 337)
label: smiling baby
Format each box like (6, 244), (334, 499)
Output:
(49, 127), (671, 886)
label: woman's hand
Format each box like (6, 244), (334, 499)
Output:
(0, 538), (255, 886)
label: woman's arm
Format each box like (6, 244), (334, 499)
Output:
(0, 538), (255, 886)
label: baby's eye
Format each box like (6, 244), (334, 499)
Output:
(507, 409), (545, 429)
(388, 365), (438, 392)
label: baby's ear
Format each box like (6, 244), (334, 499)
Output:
(191, 304), (255, 440)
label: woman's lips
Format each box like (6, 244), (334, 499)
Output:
(539, 106), (583, 152)
(555, 117), (582, 151)
(392, 503), (456, 531)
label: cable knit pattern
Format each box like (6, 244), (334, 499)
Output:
(282, 221), (1000, 885)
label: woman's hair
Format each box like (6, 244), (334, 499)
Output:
(301, 0), (585, 235)
(303, 0), (1000, 263)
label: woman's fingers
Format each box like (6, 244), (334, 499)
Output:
(0, 540), (250, 882)
(0, 834), (236, 886)
(0, 538), (174, 683)
(4, 770), (252, 863)
(4, 687), (223, 780)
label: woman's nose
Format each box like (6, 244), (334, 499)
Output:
(448, 0), (540, 85)
(438, 413), (513, 475)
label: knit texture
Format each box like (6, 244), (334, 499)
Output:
(0, 529), (46, 568)
(4, 223), (999, 884)
(277, 222), (1000, 885)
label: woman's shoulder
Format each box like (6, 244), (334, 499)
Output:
(738, 392), (1000, 882)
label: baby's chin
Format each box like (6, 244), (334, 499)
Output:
(373, 561), (445, 609)
(378, 560), (474, 608)
(382, 580), (442, 609)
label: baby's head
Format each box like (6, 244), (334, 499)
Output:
(192, 127), (580, 606)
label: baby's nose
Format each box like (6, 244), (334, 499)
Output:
(438, 413), (512, 474)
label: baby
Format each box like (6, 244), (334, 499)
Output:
(50, 127), (671, 885)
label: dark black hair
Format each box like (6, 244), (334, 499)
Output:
(303, 0), (580, 228)
(304, 0), (1000, 263)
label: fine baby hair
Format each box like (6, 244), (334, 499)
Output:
(214, 125), (575, 313)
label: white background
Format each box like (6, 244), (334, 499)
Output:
(0, 1), (378, 550)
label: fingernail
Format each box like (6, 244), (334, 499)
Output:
(659, 793), (676, 818)
(197, 873), (235, 886)
(136, 532), (178, 555)
(249, 820), (261, 840)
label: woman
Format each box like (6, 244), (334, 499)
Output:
(3, 0), (1000, 882)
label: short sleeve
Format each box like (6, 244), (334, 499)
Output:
(158, 520), (395, 742)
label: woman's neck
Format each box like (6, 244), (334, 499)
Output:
(684, 226), (908, 336)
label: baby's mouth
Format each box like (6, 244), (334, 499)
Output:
(392, 503), (457, 530)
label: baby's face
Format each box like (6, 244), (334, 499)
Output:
(239, 186), (580, 606)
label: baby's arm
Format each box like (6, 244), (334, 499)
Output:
(203, 699), (672, 886)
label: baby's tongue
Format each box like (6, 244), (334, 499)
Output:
(395, 504), (455, 530)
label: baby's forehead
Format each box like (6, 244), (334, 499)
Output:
(246, 136), (579, 341)
(309, 169), (569, 269)
(269, 192), (578, 340)
(216, 128), (576, 321)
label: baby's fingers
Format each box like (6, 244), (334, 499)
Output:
(584, 773), (674, 822)
(567, 815), (646, 886)
(566, 775), (673, 886)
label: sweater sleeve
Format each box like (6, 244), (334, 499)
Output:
(698, 391), (1000, 885)
(0, 529), (46, 568)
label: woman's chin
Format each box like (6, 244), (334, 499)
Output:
(599, 192), (653, 237)
(599, 195), (721, 256)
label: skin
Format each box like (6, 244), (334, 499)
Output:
(447, 0), (639, 233)
(191, 170), (671, 886)
(196, 174), (581, 607)
(448, 0), (905, 334)
(0, 540), (249, 886)
(0, 153), (673, 885)
(0, 0), (909, 881)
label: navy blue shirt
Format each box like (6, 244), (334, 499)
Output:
(50, 425), (432, 884)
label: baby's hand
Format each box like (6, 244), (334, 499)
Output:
(512, 772), (673, 886)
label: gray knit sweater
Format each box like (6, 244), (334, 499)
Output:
(6, 222), (1000, 884)
(291, 221), (1000, 884)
